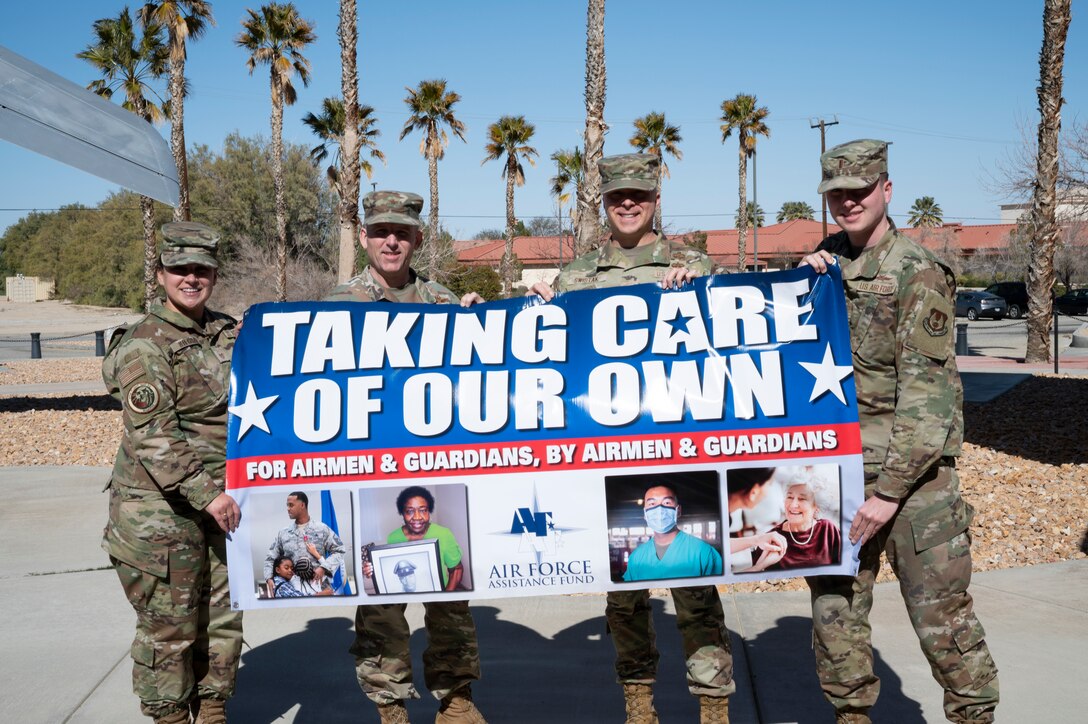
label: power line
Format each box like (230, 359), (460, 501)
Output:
(0, 206), (1012, 223)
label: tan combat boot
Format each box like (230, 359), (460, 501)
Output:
(153, 708), (191, 724)
(698, 695), (730, 723)
(622, 683), (659, 724)
(835, 710), (872, 724)
(377, 700), (410, 724)
(435, 686), (487, 724)
(192, 698), (227, 724)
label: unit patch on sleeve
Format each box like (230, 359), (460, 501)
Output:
(906, 289), (954, 361)
(126, 382), (160, 414)
(923, 309), (949, 337)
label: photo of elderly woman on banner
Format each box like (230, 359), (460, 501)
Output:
(728, 465), (843, 573)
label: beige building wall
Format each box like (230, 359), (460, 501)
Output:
(519, 267), (560, 288)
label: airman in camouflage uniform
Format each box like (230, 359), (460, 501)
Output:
(325, 191), (459, 305)
(102, 222), (243, 724)
(330, 191), (486, 724)
(530, 154), (733, 724)
(802, 140), (999, 723)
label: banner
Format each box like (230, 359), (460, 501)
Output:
(226, 266), (864, 610)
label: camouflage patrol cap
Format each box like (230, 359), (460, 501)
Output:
(817, 139), (889, 194)
(363, 190), (424, 228)
(160, 221), (220, 269)
(599, 153), (660, 195)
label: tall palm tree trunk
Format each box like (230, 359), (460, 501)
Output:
(427, 125), (441, 241)
(141, 194), (158, 311)
(1025, 0), (1071, 363)
(168, 60), (189, 221)
(576, 0), (606, 256)
(338, 0), (361, 282)
(130, 94), (160, 311)
(271, 74), (288, 301)
(655, 163), (663, 230)
(737, 146), (748, 271)
(502, 158), (517, 293)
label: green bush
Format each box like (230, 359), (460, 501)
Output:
(446, 264), (502, 301)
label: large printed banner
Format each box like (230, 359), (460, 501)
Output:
(226, 266), (864, 610)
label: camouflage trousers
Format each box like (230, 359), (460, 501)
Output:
(109, 493), (243, 719)
(807, 464), (999, 723)
(605, 586), (735, 697)
(350, 601), (481, 704)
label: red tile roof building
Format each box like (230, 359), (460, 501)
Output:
(455, 220), (1084, 285)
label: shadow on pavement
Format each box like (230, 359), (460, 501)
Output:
(231, 616), (361, 723)
(742, 614), (924, 724)
(228, 598), (720, 723)
(0, 393), (118, 412)
(963, 375), (1088, 464)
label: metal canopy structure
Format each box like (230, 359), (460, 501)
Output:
(0, 45), (179, 207)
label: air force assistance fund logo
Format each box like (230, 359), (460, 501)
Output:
(512, 507), (560, 555)
(487, 492), (594, 590)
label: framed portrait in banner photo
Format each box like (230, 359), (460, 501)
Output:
(225, 266), (864, 610)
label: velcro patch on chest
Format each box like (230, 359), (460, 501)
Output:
(168, 336), (202, 358)
(853, 277), (896, 295)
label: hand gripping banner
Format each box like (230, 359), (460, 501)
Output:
(226, 266), (863, 609)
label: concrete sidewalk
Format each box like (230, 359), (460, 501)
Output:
(3, 466), (1084, 723)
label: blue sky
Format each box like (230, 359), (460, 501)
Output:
(2, 1), (1085, 240)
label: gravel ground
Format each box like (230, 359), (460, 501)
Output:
(2, 359), (1085, 592)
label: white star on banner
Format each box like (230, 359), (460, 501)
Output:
(799, 343), (854, 404)
(228, 382), (278, 441)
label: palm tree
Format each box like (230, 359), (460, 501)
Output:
(737, 202), (765, 228)
(576, 0), (606, 257)
(551, 146), (583, 236)
(1026, 0), (1072, 361)
(138, 1), (214, 222)
(629, 111), (682, 229)
(907, 196), (943, 228)
(236, 3), (316, 301)
(336, 0), (360, 283)
(721, 93), (770, 271)
(79, 9), (169, 312)
(776, 201), (816, 223)
(400, 79), (467, 244)
(483, 116), (538, 293)
(302, 98), (385, 187)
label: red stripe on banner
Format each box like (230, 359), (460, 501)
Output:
(227, 423), (861, 490)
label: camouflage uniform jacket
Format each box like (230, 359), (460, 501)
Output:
(817, 221), (962, 501)
(553, 233), (717, 291)
(324, 265), (458, 304)
(102, 303), (237, 564)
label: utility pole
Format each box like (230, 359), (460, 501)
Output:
(809, 116), (839, 239)
(752, 145), (758, 270)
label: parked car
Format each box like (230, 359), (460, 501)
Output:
(983, 281), (1028, 319)
(955, 291), (1007, 320)
(1054, 289), (1088, 316)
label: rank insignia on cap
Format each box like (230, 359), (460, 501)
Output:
(127, 382), (160, 414)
